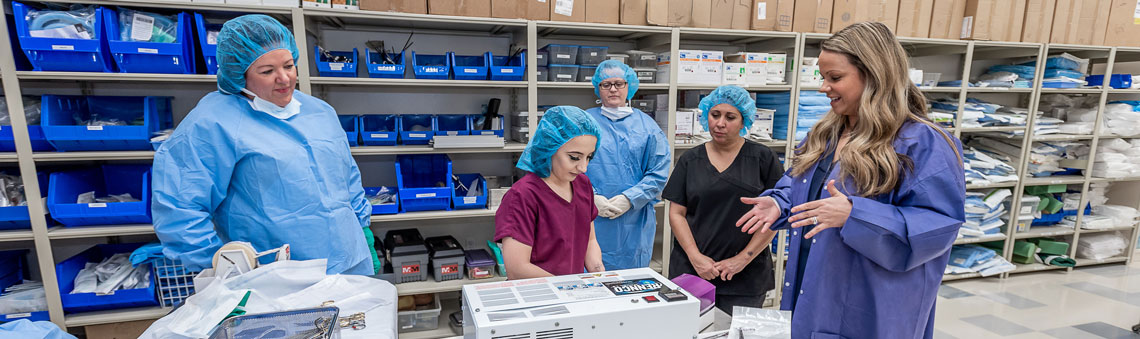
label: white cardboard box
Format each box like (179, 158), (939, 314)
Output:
(753, 108), (775, 138)
(728, 52), (768, 86)
(723, 62), (747, 85)
(675, 110), (695, 136)
(699, 50), (724, 85)
(660, 50), (703, 84)
(766, 53), (787, 85)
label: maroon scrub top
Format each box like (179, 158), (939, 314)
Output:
(494, 172), (598, 276)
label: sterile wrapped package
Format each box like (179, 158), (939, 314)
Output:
(0, 96), (42, 126)
(118, 9), (178, 43)
(1078, 215), (1115, 230)
(0, 282), (47, 314)
(1092, 205), (1139, 227)
(728, 306), (791, 339)
(25, 5), (97, 39)
(1077, 232), (1129, 260)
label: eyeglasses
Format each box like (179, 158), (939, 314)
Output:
(599, 82), (628, 90)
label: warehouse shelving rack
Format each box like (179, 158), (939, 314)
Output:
(0, 2), (1133, 335)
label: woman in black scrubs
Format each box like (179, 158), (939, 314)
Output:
(663, 85), (783, 314)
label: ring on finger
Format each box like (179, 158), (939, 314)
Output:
(812, 216), (819, 225)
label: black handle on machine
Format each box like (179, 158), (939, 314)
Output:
(483, 98), (500, 130)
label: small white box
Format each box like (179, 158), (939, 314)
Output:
(753, 108), (775, 138)
(728, 52), (768, 87)
(675, 110), (695, 136)
(662, 50), (702, 84)
(799, 59), (821, 87)
(723, 62), (747, 85)
(766, 53), (787, 85)
(302, 0), (331, 8)
(699, 50), (724, 85)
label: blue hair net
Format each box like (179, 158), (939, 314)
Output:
(215, 15), (299, 95)
(592, 60), (639, 100)
(698, 85), (755, 137)
(516, 106), (602, 178)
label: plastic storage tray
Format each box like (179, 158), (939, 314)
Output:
(548, 64), (578, 83)
(56, 243), (159, 313)
(152, 257), (198, 308)
(541, 44), (578, 65)
(105, 11), (197, 74)
(536, 66), (549, 81)
(632, 99), (656, 113)
(577, 45), (608, 66)
(450, 52), (488, 80)
(411, 52), (450, 80)
(465, 249), (496, 280)
(397, 293), (441, 332)
(0, 173), (48, 230)
(395, 154), (452, 212)
(12, 2), (115, 72)
(193, 13), (221, 75)
(634, 68), (656, 83)
(535, 49), (547, 66)
(627, 50), (657, 69)
(315, 47), (359, 77)
(452, 173), (487, 210)
(577, 65), (595, 82)
(41, 95), (173, 151)
(367, 50), (405, 79)
(366, 186), (399, 215)
(398, 115), (434, 145)
(361, 115), (399, 146)
(385, 228), (429, 283)
(486, 51), (525, 81)
(434, 115), (471, 136)
(425, 236), (465, 282)
(468, 114), (504, 137)
(607, 53), (629, 65)
(47, 165), (151, 226)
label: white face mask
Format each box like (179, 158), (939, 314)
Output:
(599, 105), (634, 121)
(241, 88), (301, 120)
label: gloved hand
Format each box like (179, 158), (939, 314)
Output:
(595, 194), (617, 219)
(605, 195), (632, 219)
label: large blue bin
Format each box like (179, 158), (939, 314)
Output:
(361, 115), (398, 146)
(105, 10), (196, 74)
(366, 50), (405, 79)
(486, 51), (525, 81)
(452, 173), (487, 210)
(0, 172), (49, 230)
(193, 13), (221, 75)
(56, 243), (159, 313)
(338, 115), (360, 146)
(435, 115), (470, 136)
(395, 155), (452, 212)
(450, 52), (488, 80)
(12, 2), (115, 72)
(411, 52), (449, 79)
(41, 95), (173, 151)
(315, 47), (359, 77)
(399, 115), (434, 145)
(47, 165), (151, 226)
(469, 114), (504, 137)
(365, 186), (399, 215)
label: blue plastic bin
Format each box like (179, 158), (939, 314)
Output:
(1086, 74), (1133, 89)
(12, 2), (115, 72)
(41, 95), (173, 151)
(469, 114), (504, 137)
(47, 165), (151, 226)
(105, 11), (196, 74)
(365, 186), (399, 215)
(338, 115), (360, 146)
(0, 172), (49, 230)
(0, 250), (27, 294)
(395, 154), (452, 212)
(315, 47), (359, 77)
(452, 173), (487, 210)
(399, 115), (434, 145)
(366, 50), (405, 78)
(435, 115), (471, 136)
(193, 13), (221, 75)
(486, 52), (525, 81)
(450, 52), (488, 80)
(411, 52), (450, 79)
(361, 115), (399, 146)
(0, 126), (53, 152)
(56, 243), (159, 313)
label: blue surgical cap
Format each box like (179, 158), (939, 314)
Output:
(592, 60), (639, 100)
(698, 85), (755, 137)
(516, 106), (602, 178)
(215, 15), (299, 95)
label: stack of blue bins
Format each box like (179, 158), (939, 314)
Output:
(12, 2), (115, 72)
(367, 50), (405, 78)
(755, 92), (830, 141)
(0, 249), (48, 323)
(399, 114), (434, 145)
(361, 115), (399, 146)
(316, 47), (359, 77)
(338, 115), (361, 146)
(395, 154), (452, 212)
(0, 172), (48, 231)
(40, 95), (173, 151)
(105, 10), (197, 74)
(56, 243), (158, 313)
(0, 97), (55, 152)
(47, 165), (151, 227)
(194, 13), (222, 75)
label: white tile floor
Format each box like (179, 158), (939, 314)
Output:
(935, 252), (1140, 338)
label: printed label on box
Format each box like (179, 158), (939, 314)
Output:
(464, 69), (477, 73)
(51, 45), (75, 51)
(555, 0), (574, 16)
(410, 133), (426, 138)
(402, 264), (420, 274)
(464, 197), (477, 204)
(557, 54), (571, 59)
(415, 193), (437, 198)
(137, 48), (159, 54)
(501, 69), (514, 73)
(960, 17), (973, 39)
(1135, 1), (1140, 24)
(377, 65), (396, 71)
(131, 14), (155, 42)
(757, 3), (766, 20)
(442, 264), (459, 274)
(330, 63), (344, 71)
(87, 126), (103, 131)
(88, 203), (107, 208)
(557, 74), (572, 79)
(371, 133), (387, 138)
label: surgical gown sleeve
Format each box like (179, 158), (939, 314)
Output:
(621, 123), (671, 209)
(151, 128), (237, 272)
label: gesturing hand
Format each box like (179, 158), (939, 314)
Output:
(787, 180), (852, 239)
(736, 196), (781, 234)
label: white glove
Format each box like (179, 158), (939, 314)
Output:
(606, 195), (632, 219)
(595, 194), (617, 219)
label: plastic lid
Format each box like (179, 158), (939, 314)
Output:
(465, 249), (496, 266)
(425, 236), (465, 258)
(385, 229), (428, 256)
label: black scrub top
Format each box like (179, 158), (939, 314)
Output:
(662, 141), (783, 296)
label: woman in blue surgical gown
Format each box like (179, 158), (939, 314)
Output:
(585, 60), (671, 270)
(736, 22), (966, 338)
(150, 15), (377, 275)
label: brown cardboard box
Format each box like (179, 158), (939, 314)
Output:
(731, 0), (753, 29)
(1105, 0), (1140, 47)
(492, 0), (526, 18)
(360, 0), (391, 11)
(961, 0), (993, 40)
(1051, 0), (1079, 43)
(1073, 0), (1111, 45)
(622, 0), (648, 25)
(881, 0), (899, 31)
(793, 0), (835, 33)
(930, 0), (965, 39)
(712, 0), (754, 29)
(551, 0), (586, 21)
(896, 0), (933, 37)
(831, 0), (899, 33)
(86, 320), (156, 339)
(1022, 0), (1056, 43)
(648, 0), (693, 26)
(993, 0), (1027, 41)
(752, 0), (778, 30)
(692, 0), (712, 27)
(361, 0), (429, 12)
(775, 0), (795, 31)
(529, 0), (550, 20)
(429, 0), (491, 16)
(586, 0), (620, 23)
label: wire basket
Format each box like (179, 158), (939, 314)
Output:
(152, 257), (199, 307)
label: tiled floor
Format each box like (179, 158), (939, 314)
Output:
(935, 253), (1140, 338)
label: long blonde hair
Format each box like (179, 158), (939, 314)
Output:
(791, 22), (960, 197)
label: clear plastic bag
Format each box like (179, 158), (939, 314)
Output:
(0, 285), (47, 314)
(979, 71), (1019, 82)
(119, 9), (178, 43)
(25, 5), (97, 40)
(728, 306), (791, 339)
(0, 96), (43, 126)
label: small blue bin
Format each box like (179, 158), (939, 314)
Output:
(193, 13), (221, 75)
(361, 115), (399, 146)
(338, 115), (360, 146)
(435, 115), (471, 136)
(449, 52), (488, 80)
(469, 114), (504, 137)
(1086, 74), (1133, 89)
(366, 50), (405, 79)
(365, 186), (399, 215)
(12, 2), (115, 72)
(486, 52), (525, 81)
(41, 95), (173, 151)
(452, 173), (487, 210)
(411, 52), (450, 79)
(105, 11), (197, 74)
(0, 172), (49, 230)
(315, 47), (359, 77)
(395, 154), (452, 212)
(47, 165), (151, 227)
(399, 115), (434, 145)
(56, 243), (159, 313)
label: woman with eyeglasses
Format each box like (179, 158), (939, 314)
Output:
(584, 60), (671, 271)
